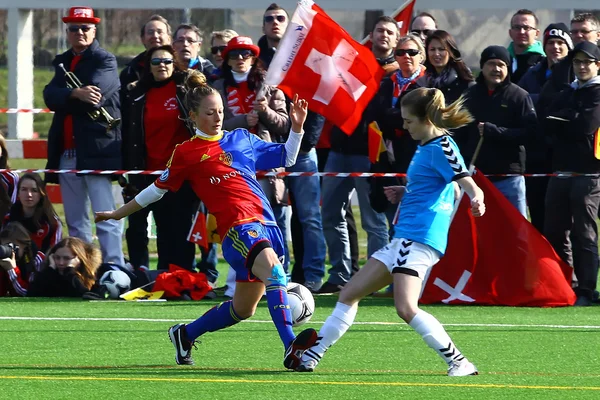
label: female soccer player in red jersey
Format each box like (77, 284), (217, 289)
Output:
(95, 70), (316, 369)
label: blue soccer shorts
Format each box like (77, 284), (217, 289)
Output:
(221, 221), (285, 282)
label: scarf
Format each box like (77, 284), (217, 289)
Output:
(507, 41), (545, 58)
(428, 67), (458, 89)
(391, 66), (424, 107)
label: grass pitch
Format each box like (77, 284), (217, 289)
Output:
(1, 296), (599, 400)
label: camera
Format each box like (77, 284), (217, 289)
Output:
(0, 243), (19, 259)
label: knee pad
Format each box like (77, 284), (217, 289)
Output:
(268, 263), (287, 286)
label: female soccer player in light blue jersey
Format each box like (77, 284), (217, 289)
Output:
(296, 87), (486, 377)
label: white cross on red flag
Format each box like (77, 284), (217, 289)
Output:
(265, 0), (384, 135)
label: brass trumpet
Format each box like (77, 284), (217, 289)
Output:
(58, 63), (121, 131)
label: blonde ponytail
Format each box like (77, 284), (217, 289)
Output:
(401, 88), (473, 132)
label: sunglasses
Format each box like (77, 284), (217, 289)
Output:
(211, 45), (227, 55)
(228, 49), (254, 60)
(264, 15), (286, 23)
(411, 29), (433, 36)
(68, 25), (93, 33)
(395, 48), (420, 57)
(150, 58), (174, 66)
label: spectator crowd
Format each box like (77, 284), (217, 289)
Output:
(1, 5), (599, 306)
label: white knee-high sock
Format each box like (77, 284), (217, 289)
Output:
(302, 302), (357, 362)
(409, 310), (465, 365)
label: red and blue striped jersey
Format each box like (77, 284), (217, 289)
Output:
(155, 128), (286, 238)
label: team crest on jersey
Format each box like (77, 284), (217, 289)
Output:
(248, 230), (259, 238)
(159, 169), (170, 182)
(219, 152), (233, 166)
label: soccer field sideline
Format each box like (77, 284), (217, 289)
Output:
(2, 315), (600, 330)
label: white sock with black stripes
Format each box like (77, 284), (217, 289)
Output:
(409, 310), (465, 365)
(301, 302), (357, 363)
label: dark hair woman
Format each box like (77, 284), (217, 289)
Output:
(0, 222), (45, 296)
(420, 30), (475, 104)
(121, 44), (197, 272)
(0, 133), (19, 221)
(3, 173), (62, 254)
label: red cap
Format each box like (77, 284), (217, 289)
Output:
(62, 7), (101, 25)
(221, 36), (260, 60)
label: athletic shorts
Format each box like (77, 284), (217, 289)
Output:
(371, 238), (441, 279)
(221, 222), (285, 282)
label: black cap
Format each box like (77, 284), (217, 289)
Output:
(569, 41), (600, 61)
(479, 45), (511, 69)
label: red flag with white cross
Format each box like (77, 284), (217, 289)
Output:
(187, 208), (208, 250)
(265, 0), (384, 134)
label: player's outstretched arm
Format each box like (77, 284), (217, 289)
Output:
(456, 176), (485, 217)
(95, 182), (167, 222)
(95, 199), (143, 222)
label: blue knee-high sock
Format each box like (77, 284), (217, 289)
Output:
(266, 283), (295, 348)
(186, 300), (242, 341)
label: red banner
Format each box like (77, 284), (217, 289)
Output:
(420, 172), (575, 307)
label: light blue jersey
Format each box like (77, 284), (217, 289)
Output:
(393, 135), (469, 255)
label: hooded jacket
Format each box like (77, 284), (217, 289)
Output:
(545, 76), (600, 173)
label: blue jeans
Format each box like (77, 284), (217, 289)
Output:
(493, 176), (528, 218)
(286, 149), (326, 283)
(321, 151), (388, 285)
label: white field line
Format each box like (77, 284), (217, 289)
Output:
(0, 316), (599, 329)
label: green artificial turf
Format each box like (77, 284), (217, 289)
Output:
(1, 296), (599, 400)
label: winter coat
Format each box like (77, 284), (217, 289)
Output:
(545, 76), (600, 174)
(43, 40), (122, 184)
(454, 75), (538, 176)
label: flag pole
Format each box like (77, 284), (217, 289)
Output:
(360, 0), (415, 45)
(449, 135), (484, 222)
(119, 280), (156, 299)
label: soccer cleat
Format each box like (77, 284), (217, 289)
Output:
(283, 328), (318, 370)
(295, 354), (320, 372)
(168, 323), (195, 365)
(447, 359), (478, 377)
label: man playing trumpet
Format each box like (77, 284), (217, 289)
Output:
(44, 7), (124, 267)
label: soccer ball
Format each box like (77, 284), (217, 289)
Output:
(99, 270), (131, 299)
(287, 282), (315, 327)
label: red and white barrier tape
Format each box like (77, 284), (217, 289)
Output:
(0, 108), (53, 114)
(1, 168), (598, 178)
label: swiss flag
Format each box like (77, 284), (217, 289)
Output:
(187, 207), (208, 250)
(361, 0), (417, 47)
(265, 0), (384, 134)
(420, 171), (576, 307)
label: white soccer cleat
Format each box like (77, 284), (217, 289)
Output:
(447, 359), (478, 377)
(295, 356), (320, 372)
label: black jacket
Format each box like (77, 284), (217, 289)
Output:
(517, 57), (551, 109)
(28, 267), (89, 297)
(455, 75), (537, 176)
(537, 57), (574, 119)
(545, 77), (600, 173)
(416, 67), (475, 105)
(511, 52), (544, 84)
(43, 40), (122, 183)
(258, 35), (276, 68)
(121, 72), (195, 172)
